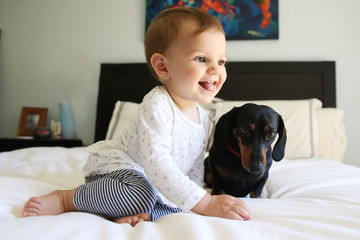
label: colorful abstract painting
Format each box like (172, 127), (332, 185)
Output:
(146, 0), (279, 40)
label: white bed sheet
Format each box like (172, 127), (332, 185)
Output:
(0, 147), (359, 240)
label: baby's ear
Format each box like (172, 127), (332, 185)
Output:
(150, 53), (169, 82)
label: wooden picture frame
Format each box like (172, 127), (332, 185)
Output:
(17, 107), (48, 137)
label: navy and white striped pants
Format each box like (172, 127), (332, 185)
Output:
(73, 169), (182, 221)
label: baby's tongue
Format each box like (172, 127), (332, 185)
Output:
(199, 82), (215, 91)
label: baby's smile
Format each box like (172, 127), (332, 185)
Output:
(199, 80), (218, 92)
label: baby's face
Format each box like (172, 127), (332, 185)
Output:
(163, 23), (227, 106)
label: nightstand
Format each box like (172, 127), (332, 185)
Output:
(0, 138), (83, 152)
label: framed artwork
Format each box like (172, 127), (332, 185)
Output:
(17, 107), (48, 137)
(146, 0), (279, 40)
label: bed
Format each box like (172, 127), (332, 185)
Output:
(1, 61), (359, 240)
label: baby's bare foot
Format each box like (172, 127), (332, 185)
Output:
(115, 213), (150, 227)
(22, 189), (76, 217)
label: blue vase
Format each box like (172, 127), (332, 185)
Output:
(59, 101), (76, 139)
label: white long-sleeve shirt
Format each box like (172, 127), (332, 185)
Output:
(84, 86), (209, 212)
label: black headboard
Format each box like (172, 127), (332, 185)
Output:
(95, 61), (335, 142)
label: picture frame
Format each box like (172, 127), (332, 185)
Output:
(17, 107), (48, 137)
(146, 0), (278, 40)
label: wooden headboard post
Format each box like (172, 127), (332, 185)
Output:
(94, 61), (335, 142)
(95, 63), (160, 142)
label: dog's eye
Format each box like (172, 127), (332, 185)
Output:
(239, 127), (249, 137)
(266, 131), (276, 140)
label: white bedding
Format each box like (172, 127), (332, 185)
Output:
(1, 147), (359, 240)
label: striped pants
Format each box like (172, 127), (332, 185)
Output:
(73, 169), (182, 221)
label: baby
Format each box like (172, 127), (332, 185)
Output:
(23, 7), (251, 227)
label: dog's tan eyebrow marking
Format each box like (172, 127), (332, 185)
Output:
(264, 125), (270, 132)
(250, 124), (255, 131)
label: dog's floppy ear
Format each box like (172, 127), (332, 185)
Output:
(213, 107), (238, 150)
(272, 114), (287, 161)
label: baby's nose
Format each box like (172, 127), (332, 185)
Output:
(207, 64), (220, 75)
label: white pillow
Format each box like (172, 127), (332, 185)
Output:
(213, 99), (323, 159)
(315, 108), (347, 162)
(106, 101), (139, 140)
(201, 98), (224, 150)
(106, 99), (219, 143)
(200, 97), (224, 120)
(106, 99), (347, 163)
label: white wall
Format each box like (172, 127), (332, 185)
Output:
(0, 0), (359, 167)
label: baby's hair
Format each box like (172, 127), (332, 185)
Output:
(144, 7), (225, 79)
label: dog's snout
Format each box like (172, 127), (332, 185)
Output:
(248, 161), (263, 174)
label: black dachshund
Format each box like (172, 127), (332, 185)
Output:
(205, 103), (287, 198)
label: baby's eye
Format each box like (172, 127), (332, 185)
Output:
(196, 56), (207, 63)
(218, 59), (226, 66)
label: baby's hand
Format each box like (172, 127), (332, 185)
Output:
(192, 193), (252, 221)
